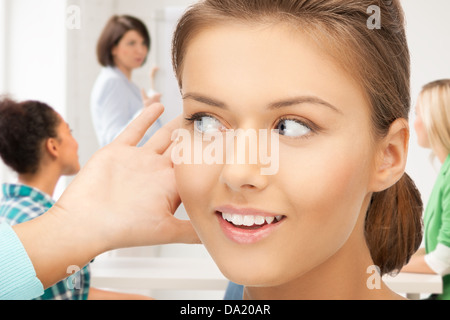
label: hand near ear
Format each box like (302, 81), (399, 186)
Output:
(57, 103), (199, 248)
(14, 104), (200, 289)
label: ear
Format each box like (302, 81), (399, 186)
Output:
(370, 119), (409, 192)
(45, 138), (60, 159)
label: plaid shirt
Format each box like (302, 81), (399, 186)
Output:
(0, 183), (90, 300)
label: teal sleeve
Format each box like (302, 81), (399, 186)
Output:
(0, 223), (44, 300)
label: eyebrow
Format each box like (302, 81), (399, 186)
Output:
(182, 93), (342, 114)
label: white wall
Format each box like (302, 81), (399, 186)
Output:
(0, 0), (8, 184)
(0, 0), (67, 194)
(0, 0), (5, 92)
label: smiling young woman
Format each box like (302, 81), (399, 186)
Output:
(171, 0), (423, 300)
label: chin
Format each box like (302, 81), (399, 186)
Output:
(222, 267), (292, 288)
(208, 248), (293, 288)
(64, 165), (81, 176)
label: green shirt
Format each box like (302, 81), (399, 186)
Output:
(424, 155), (450, 300)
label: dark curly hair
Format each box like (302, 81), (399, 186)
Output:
(0, 98), (61, 174)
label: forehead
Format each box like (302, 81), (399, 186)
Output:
(121, 29), (144, 41)
(181, 23), (368, 114)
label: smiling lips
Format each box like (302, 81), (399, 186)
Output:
(215, 206), (285, 244)
(221, 212), (283, 227)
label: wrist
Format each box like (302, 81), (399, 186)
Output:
(47, 203), (108, 258)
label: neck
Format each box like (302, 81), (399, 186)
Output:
(18, 167), (61, 198)
(243, 244), (397, 300)
(115, 64), (132, 81)
(434, 145), (449, 164)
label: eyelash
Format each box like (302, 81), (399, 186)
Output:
(184, 112), (213, 124)
(185, 112), (319, 139)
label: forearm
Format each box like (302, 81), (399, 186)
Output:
(401, 248), (437, 274)
(13, 205), (104, 289)
(88, 287), (154, 300)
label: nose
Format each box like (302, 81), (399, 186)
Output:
(219, 162), (269, 193)
(219, 131), (268, 192)
(219, 128), (276, 192)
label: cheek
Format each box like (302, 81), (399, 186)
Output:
(73, 139), (79, 152)
(280, 139), (371, 204)
(414, 118), (429, 146)
(278, 139), (373, 239)
(259, 141), (372, 279)
(116, 46), (131, 58)
(174, 163), (220, 213)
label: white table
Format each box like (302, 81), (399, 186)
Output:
(90, 257), (229, 291)
(383, 272), (443, 300)
(91, 257), (443, 299)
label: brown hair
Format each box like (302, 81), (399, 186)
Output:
(97, 15), (151, 67)
(172, 0), (423, 275)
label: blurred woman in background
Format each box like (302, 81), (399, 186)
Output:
(91, 15), (161, 148)
(402, 79), (450, 300)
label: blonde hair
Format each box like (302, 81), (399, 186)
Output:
(418, 79), (450, 156)
(172, 0), (423, 275)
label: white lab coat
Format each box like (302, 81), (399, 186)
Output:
(91, 66), (161, 147)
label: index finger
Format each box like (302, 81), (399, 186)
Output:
(113, 103), (165, 146)
(143, 115), (183, 154)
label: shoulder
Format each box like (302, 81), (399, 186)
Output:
(92, 68), (129, 98)
(97, 67), (125, 83)
(0, 197), (48, 224)
(0, 184), (52, 224)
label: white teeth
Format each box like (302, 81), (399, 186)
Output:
(221, 212), (282, 226)
(243, 215), (255, 226)
(254, 216), (266, 225)
(232, 214), (243, 226)
(265, 216), (275, 224)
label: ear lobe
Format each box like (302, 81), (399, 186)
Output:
(370, 119), (409, 192)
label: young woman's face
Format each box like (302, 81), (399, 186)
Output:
(174, 23), (380, 287)
(55, 118), (80, 176)
(112, 30), (148, 71)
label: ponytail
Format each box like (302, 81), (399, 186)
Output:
(365, 173), (423, 275)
